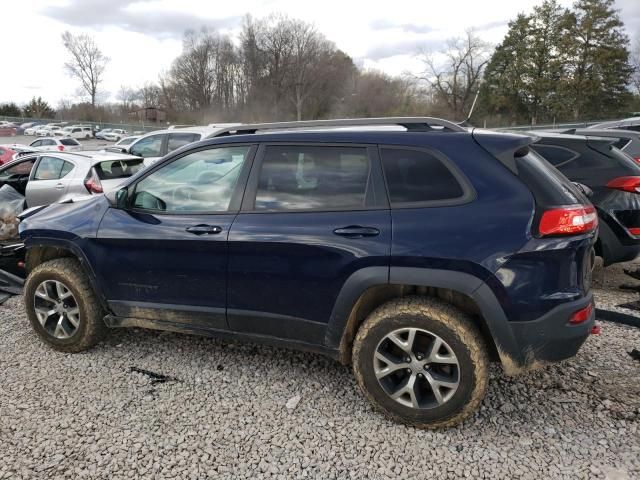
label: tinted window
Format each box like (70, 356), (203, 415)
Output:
(612, 138), (631, 150)
(132, 146), (250, 212)
(60, 138), (80, 146)
(381, 148), (464, 204)
(30, 140), (42, 147)
(33, 157), (73, 180)
(1, 159), (35, 177)
(532, 144), (579, 167)
(254, 145), (370, 211)
(95, 159), (144, 180)
(130, 135), (164, 158)
(167, 133), (199, 153)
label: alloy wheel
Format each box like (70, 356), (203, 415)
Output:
(33, 280), (81, 339)
(374, 327), (460, 409)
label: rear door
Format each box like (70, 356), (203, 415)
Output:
(26, 155), (75, 207)
(227, 143), (390, 344)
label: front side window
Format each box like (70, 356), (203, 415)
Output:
(130, 134), (165, 158)
(381, 148), (465, 205)
(254, 145), (370, 211)
(33, 157), (74, 180)
(132, 146), (251, 213)
(30, 140), (42, 147)
(1, 158), (36, 177)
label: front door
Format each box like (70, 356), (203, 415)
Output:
(227, 143), (391, 345)
(94, 144), (255, 330)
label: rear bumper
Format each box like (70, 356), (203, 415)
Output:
(506, 293), (594, 372)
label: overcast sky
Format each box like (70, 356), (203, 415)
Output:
(3, 0), (639, 106)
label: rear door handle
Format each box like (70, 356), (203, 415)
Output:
(185, 224), (223, 235)
(333, 226), (380, 238)
(55, 183), (65, 190)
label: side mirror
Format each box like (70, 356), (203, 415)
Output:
(106, 186), (129, 209)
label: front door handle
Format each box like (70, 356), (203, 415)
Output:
(55, 183), (65, 190)
(333, 226), (380, 238)
(186, 224), (223, 235)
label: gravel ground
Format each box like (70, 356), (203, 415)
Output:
(1, 291), (639, 480)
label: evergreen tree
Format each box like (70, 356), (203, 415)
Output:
(564, 0), (633, 118)
(0, 102), (22, 117)
(23, 97), (55, 119)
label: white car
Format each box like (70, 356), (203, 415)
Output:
(24, 125), (46, 136)
(114, 135), (140, 147)
(123, 125), (241, 165)
(37, 126), (64, 137)
(102, 129), (127, 142)
(61, 125), (94, 139)
(29, 137), (82, 152)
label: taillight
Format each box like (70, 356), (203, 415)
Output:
(539, 205), (598, 236)
(569, 303), (593, 325)
(57, 145), (64, 151)
(84, 168), (103, 194)
(629, 228), (640, 236)
(606, 176), (640, 193)
(634, 157), (640, 164)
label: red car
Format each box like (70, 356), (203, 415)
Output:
(0, 145), (16, 165)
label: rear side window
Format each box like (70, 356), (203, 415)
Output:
(515, 151), (583, 206)
(33, 157), (74, 180)
(94, 159), (145, 180)
(254, 145), (370, 211)
(381, 148), (465, 205)
(612, 138), (631, 150)
(60, 138), (80, 146)
(130, 134), (165, 158)
(532, 145), (579, 168)
(167, 133), (199, 153)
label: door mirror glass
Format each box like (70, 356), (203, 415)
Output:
(106, 186), (129, 209)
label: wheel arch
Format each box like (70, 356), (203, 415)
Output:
(326, 267), (524, 373)
(25, 239), (109, 311)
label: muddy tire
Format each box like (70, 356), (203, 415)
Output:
(24, 258), (108, 352)
(352, 296), (489, 428)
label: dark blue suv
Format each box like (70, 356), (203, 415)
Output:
(19, 118), (597, 428)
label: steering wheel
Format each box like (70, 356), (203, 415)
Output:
(172, 186), (198, 204)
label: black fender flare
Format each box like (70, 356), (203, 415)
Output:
(325, 266), (524, 370)
(24, 237), (110, 312)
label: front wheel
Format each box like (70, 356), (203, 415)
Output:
(352, 296), (489, 428)
(24, 258), (108, 352)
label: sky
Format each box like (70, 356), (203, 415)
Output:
(2, 0), (639, 106)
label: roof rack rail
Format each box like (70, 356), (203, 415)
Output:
(207, 117), (466, 138)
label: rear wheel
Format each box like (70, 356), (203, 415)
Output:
(352, 296), (489, 428)
(24, 258), (108, 352)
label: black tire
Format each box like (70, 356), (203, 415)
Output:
(352, 296), (489, 428)
(24, 258), (108, 353)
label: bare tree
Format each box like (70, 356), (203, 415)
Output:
(419, 30), (491, 119)
(138, 82), (161, 108)
(286, 20), (332, 120)
(116, 85), (138, 112)
(61, 31), (110, 107)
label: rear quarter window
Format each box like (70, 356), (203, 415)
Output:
(60, 138), (80, 146)
(380, 147), (469, 206)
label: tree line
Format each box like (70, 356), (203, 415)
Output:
(1, 0), (638, 127)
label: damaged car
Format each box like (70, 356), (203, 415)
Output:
(19, 118), (597, 428)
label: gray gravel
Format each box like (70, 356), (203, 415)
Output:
(1, 294), (639, 479)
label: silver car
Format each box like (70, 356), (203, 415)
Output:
(0, 151), (145, 208)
